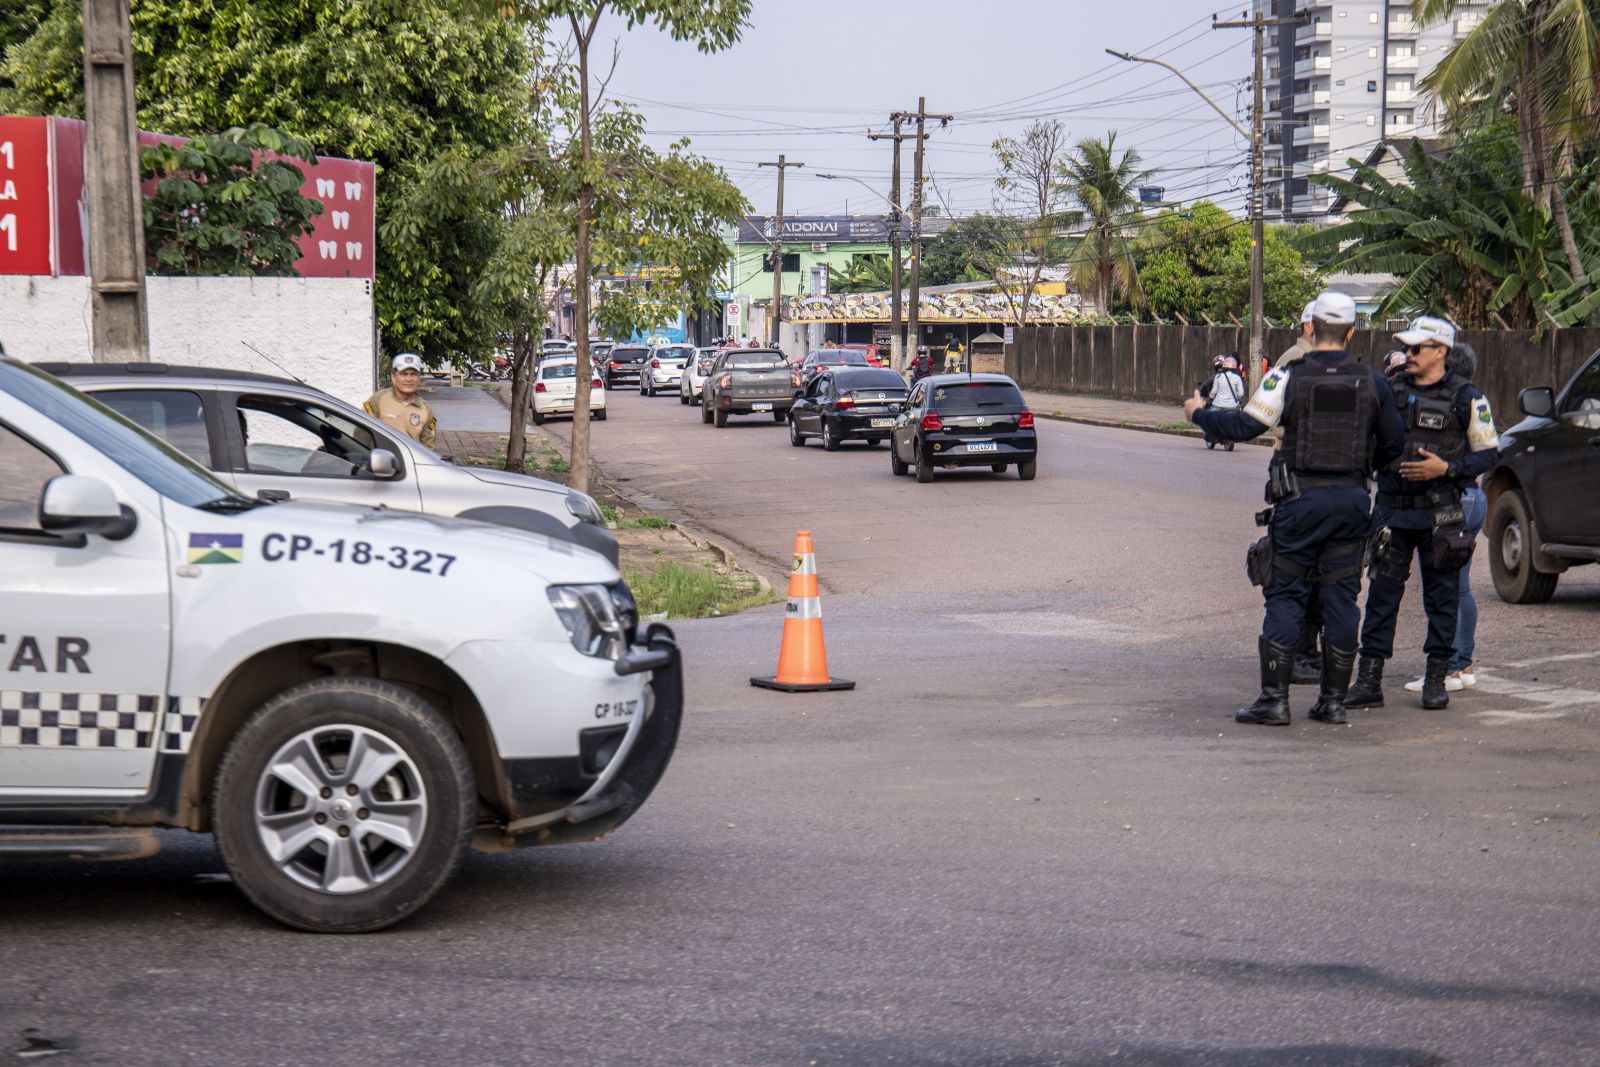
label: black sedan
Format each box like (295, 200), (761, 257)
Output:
(889, 373), (1037, 482)
(788, 367), (908, 450)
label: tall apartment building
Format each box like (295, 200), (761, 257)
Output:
(1258, 0), (1491, 221)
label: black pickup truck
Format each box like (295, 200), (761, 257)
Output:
(1484, 349), (1600, 602)
(701, 348), (795, 427)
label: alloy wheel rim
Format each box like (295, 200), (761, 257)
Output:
(253, 724), (428, 895)
(1502, 521), (1524, 572)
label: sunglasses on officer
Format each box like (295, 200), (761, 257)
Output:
(1406, 342), (1444, 355)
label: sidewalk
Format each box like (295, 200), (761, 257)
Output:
(1020, 387), (1277, 448)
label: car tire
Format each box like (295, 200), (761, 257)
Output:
(890, 444), (908, 476)
(641, 380), (651, 397)
(531, 409), (546, 425)
(1018, 460), (1037, 481)
(701, 404), (713, 425)
(1489, 489), (1558, 604)
(594, 408), (608, 421)
(211, 677), (475, 934)
(772, 411), (786, 423)
(822, 419), (841, 451)
(1223, 441), (1235, 452)
(991, 463), (1006, 473)
(679, 393), (688, 405)
(789, 416), (806, 447)
(914, 444), (933, 483)
(714, 408), (728, 428)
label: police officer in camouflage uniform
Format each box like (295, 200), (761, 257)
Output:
(1347, 317), (1500, 711)
(1186, 292), (1406, 726)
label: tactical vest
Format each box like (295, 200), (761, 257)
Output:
(1397, 373), (1469, 462)
(1279, 357), (1378, 474)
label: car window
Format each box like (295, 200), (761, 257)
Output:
(0, 360), (246, 510)
(836, 370), (907, 392)
(613, 348), (649, 362)
(1561, 354), (1600, 414)
(0, 421), (67, 535)
(930, 382), (1024, 413)
(808, 377), (827, 399)
(542, 363), (578, 379)
(236, 395), (381, 479)
(908, 383), (927, 408)
(725, 352), (785, 368)
(93, 389), (213, 468)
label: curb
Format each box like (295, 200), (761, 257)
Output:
(1033, 410), (1279, 449)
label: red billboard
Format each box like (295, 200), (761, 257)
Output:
(2, 115), (374, 279)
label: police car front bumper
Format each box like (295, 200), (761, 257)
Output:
(490, 624), (682, 848)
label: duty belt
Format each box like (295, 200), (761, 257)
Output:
(1294, 472), (1368, 490)
(1274, 538), (1367, 587)
(1376, 486), (1461, 511)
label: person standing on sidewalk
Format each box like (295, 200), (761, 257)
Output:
(1184, 291), (1405, 726)
(365, 353), (437, 449)
(1348, 318), (1500, 711)
(1405, 340), (1486, 695)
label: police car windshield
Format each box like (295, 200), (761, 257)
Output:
(1, 360), (258, 511)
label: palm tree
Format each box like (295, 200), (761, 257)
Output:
(1414, 0), (1600, 282)
(1058, 132), (1154, 314)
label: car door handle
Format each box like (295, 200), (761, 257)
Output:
(257, 489), (291, 502)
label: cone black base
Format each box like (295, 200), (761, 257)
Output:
(750, 676), (856, 693)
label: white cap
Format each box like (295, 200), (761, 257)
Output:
(1309, 290), (1357, 326)
(392, 352), (425, 374)
(1394, 315), (1455, 349)
(1300, 300), (1317, 324)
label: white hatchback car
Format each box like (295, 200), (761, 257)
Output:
(533, 357), (607, 424)
(679, 347), (721, 405)
(0, 356), (681, 933)
(640, 345), (695, 397)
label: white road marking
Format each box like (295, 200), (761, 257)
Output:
(1470, 671), (1600, 723)
(1496, 650), (1600, 670)
(948, 611), (1156, 644)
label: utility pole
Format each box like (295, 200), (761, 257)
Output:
(81, 0), (148, 363)
(869, 115), (911, 371)
(758, 155), (803, 348)
(905, 97), (951, 373)
(1108, 10), (1294, 391)
(1211, 10), (1297, 391)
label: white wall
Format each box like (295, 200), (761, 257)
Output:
(1, 275), (376, 406)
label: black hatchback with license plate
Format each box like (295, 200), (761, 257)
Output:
(789, 367), (908, 450)
(890, 373), (1038, 482)
(604, 345), (649, 387)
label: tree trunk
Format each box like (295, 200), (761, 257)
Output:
(567, 13), (599, 497)
(1553, 142), (1588, 284)
(505, 336), (533, 472)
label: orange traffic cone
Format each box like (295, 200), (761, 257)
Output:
(750, 530), (855, 693)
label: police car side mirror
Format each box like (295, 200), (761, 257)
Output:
(367, 448), (400, 479)
(1519, 386), (1555, 419)
(39, 475), (137, 541)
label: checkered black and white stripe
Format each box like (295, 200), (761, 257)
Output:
(0, 692), (203, 752)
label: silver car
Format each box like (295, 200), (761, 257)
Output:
(42, 362), (619, 563)
(640, 344), (695, 397)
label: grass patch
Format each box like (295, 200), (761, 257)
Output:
(598, 502), (621, 525)
(624, 562), (774, 619)
(619, 514), (670, 530)
(1157, 422), (1196, 431)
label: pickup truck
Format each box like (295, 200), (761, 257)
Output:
(700, 348), (796, 427)
(1484, 348), (1600, 602)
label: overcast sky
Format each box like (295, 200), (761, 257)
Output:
(589, 0), (1257, 221)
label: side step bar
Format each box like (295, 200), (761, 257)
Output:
(0, 827), (161, 861)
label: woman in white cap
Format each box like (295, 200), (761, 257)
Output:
(1184, 291), (1406, 727)
(364, 352), (437, 449)
(1348, 317), (1500, 711)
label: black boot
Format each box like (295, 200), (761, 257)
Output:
(1308, 645), (1356, 724)
(1421, 655), (1451, 710)
(1291, 620), (1322, 686)
(1236, 637), (1295, 726)
(1346, 656), (1385, 708)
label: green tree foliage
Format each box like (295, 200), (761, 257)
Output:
(1059, 131), (1153, 313)
(828, 253), (894, 294)
(1137, 202), (1320, 323)
(141, 125), (324, 277)
(1, 0), (530, 362)
(920, 217), (997, 288)
(1307, 128), (1600, 328)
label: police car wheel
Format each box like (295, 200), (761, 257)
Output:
(212, 678), (475, 934)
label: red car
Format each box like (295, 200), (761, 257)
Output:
(839, 343), (885, 367)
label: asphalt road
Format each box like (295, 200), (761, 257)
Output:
(3, 387), (1597, 1067)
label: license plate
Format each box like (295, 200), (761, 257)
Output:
(871, 418), (894, 428)
(966, 441), (997, 453)
(752, 402), (773, 411)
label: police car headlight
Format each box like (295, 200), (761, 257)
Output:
(547, 584), (628, 659)
(566, 490), (605, 526)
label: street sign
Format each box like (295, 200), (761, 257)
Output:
(1004, 325), (1014, 344)
(0, 116), (55, 276)
(725, 301), (741, 327)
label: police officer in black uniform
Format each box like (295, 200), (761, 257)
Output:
(1347, 316), (1500, 710)
(1185, 291), (1405, 726)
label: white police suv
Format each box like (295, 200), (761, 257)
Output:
(0, 358), (681, 932)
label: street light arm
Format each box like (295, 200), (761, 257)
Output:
(819, 173), (900, 217)
(1103, 48), (1250, 140)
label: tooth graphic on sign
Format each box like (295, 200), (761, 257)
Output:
(345, 241), (363, 260)
(319, 240), (337, 259)
(343, 181), (363, 201)
(331, 211), (350, 230)
(316, 178), (336, 197)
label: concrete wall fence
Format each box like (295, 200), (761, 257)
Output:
(2, 275), (377, 406)
(1005, 324), (1600, 425)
